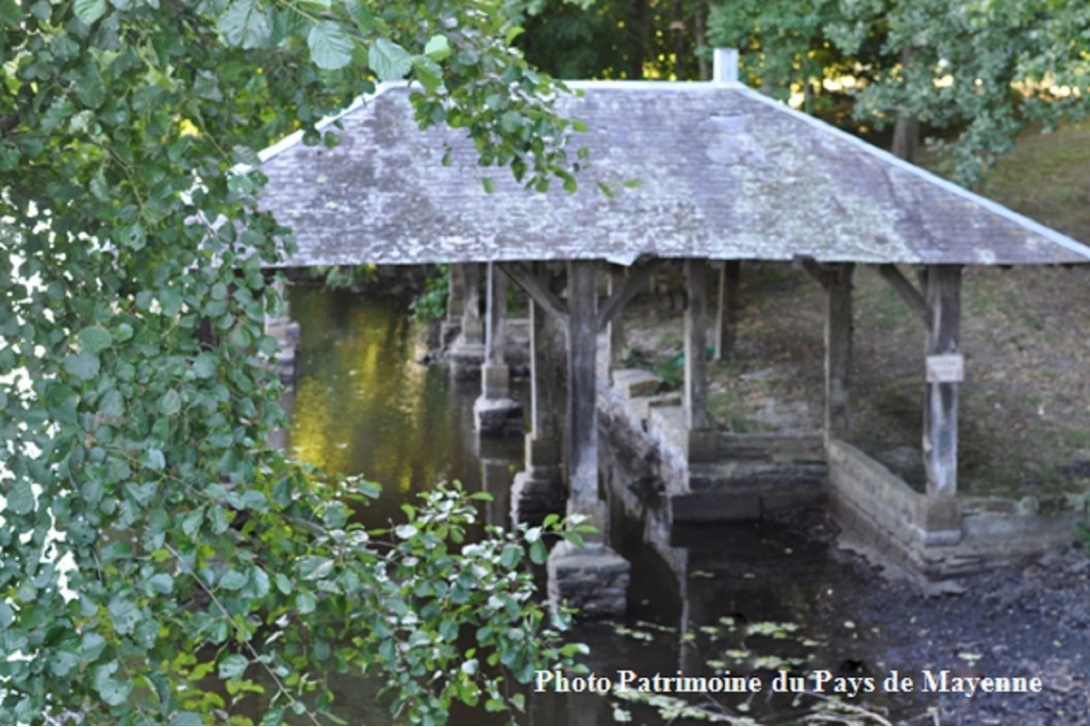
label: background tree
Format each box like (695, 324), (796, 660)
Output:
(0, 1), (586, 724)
(516, 0), (712, 80)
(708, 0), (1090, 184)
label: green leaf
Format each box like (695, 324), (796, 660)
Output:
(369, 38), (412, 81)
(192, 352), (217, 379)
(0, 0), (21, 28)
(50, 650), (80, 677)
(64, 351), (101, 380)
(99, 389), (124, 418)
(412, 56), (443, 94)
(117, 222), (146, 251)
(308, 21), (354, 71)
(171, 712), (204, 726)
(504, 25), (524, 45)
(147, 572), (174, 595)
(250, 567), (270, 598)
(74, 0), (107, 24)
(143, 448), (166, 471)
(160, 389), (181, 415)
(296, 591), (317, 614)
(219, 570), (247, 591)
(218, 654), (249, 679)
(499, 543), (522, 569)
(5, 481), (35, 515)
(299, 556), (334, 581)
(93, 662), (132, 706)
(219, 0), (271, 49)
(79, 632), (107, 661)
(424, 34), (451, 62)
(107, 596), (140, 635)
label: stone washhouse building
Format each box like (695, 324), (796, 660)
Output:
(258, 50), (1090, 614)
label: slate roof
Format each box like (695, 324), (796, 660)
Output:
(258, 80), (1090, 268)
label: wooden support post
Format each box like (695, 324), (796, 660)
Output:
(714, 260), (741, 360)
(923, 265), (962, 500)
(499, 261), (569, 328)
(596, 257), (665, 330)
(548, 260), (630, 618)
(461, 262), (483, 345)
(684, 259), (709, 430)
(529, 264), (556, 441)
(608, 266), (626, 367)
(876, 264), (929, 326)
(824, 263), (854, 438)
(567, 260), (600, 514)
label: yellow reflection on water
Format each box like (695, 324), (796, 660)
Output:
(286, 287), (457, 503)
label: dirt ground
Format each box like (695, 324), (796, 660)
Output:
(849, 539), (1090, 726)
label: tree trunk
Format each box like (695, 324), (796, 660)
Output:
(891, 47), (920, 163)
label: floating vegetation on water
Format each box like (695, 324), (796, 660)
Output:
(746, 620), (802, 639)
(610, 690), (753, 725)
(634, 619), (678, 634)
(797, 692), (893, 726)
(607, 622), (656, 642)
(691, 569), (716, 579)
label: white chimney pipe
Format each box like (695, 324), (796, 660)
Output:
(713, 48), (739, 84)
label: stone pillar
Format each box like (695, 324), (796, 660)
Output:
(547, 260), (629, 618)
(608, 265), (627, 367)
(263, 275), (300, 383)
(714, 260), (741, 360)
(450, 262), (485, 380)
(683, 259), (716, 462)
(474, 262), (523, 436)
(511, 264), (565, 525)
(824, 263), (854, 439)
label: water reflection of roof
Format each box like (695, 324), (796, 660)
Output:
(258, 81), (1090, 268)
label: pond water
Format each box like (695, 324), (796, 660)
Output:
(285, 285), (927, 725)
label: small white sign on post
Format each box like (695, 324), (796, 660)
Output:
(926, 354), (964, 383)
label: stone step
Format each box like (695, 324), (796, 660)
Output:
(689, 460), (827, 491)
(715, 432), (824, 461)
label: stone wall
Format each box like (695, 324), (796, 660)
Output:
(600, 369), (827, 525)
(827, 439), (1088, 580)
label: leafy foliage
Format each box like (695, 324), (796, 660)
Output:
(409, 266), (451, 322)
(0, 0), (587, 723)
(516, 0), (711, 80)
(708, 0), (1090, 186)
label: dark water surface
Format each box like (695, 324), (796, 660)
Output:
(286, 286), (925, 725)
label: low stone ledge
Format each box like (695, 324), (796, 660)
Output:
(828, 438), (1090, 579)
(611, 368), (663, 399)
